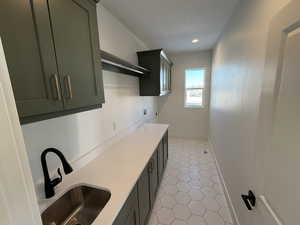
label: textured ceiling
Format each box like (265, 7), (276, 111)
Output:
(101, 0), (239, 53)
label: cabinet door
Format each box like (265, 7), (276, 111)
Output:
(113, 186), (139, 225)
(149, 151), (158, 207)
(160, 58), (164, 94)
(157, 141), (164, 182)
(48, 0), (104, 110)
(166, 61), (170, 92)
(163, 60), (168, 92)
(163, 132), (168, 168)
(138, 166), (151, 225)
(0, 0), (63, 120)
(167, 64), (171, 92)
(165, 62), (169, 92)
(124, 204), (139, 225)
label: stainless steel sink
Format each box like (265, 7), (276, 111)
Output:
(41, 185), (111, 225)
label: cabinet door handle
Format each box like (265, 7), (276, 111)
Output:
(51, 74), (62, 101)
(148, 160), (153, 173)
(64, 75), (73, 100)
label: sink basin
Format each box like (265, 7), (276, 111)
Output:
(41, 185), (111, 225)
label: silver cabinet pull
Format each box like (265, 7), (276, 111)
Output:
(51, 74), (62, 101)
(64, 75), (73, 100)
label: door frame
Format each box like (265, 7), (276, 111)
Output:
(0, 37), (42, 225)
(255, 1), (300, 224)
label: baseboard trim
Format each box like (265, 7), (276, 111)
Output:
(208, 138), (241, 225)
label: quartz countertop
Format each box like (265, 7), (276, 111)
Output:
(40, 123), (169, 225)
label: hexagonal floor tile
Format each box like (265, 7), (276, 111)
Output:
(213, 183), (223, 193)
(189, 180), (203, 189)
(219, 207), (233, 224)
(201, 187), (218, 198)
(148, 213), (158, 225)
(175, 192), (191, 205)
(161, 195), (177, 208)
(189, 201), (206, 216)
(188, 172), (201, 180)
(147, 139), (234, 225)
(153, 198), (163, 213)
(157, 188), (166, 199)
(198, 177), (214, 187)
(202, 197), (220, 211)
(198, 171), (211, 178)
(171, 220), (188, 225)
(163, 184), (178, 195)
(157, 208), (175, 225)
(188, 215), (207, 225)
(164, 176), (179, 185)
(189, 189), (204, 201)
(172, 204), (191, 220)
(216, 194), (227, 208)
(177, 182), (191, 193)
(204, 211), (225, 225)
(177, 174), (192, 183)
(210, 175), (220, 184)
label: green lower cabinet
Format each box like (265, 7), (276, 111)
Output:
(112, 132), (168, 225)
(149, 151), (159, 207)
(163, 132), (169, 168)
(157, 141), (164, 182)
(112, 185), (139, 225)
(124, 209), (139, 225)
(137, 166), (151, 225)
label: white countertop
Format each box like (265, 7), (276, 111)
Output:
(41, 123), (168, 225)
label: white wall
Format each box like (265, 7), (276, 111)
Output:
(210, 0), (290, 225)
(21, 5), (157, 199)
(158, 51), (212, 139)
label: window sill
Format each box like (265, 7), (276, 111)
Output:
(184, 105), (205, 109)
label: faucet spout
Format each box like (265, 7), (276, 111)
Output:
(41, 148), (73, 198)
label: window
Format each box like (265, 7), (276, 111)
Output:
(184, 68), (206, 108)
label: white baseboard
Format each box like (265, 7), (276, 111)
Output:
(208, 138), (241, 225)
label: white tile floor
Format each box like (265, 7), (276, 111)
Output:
(148, 138), (233, 225)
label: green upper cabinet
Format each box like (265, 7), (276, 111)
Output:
(48, 0), (104, 110)
(0, 0), (63, 119)
(0, 0), (104, 124)
(137, 49), (172, 96)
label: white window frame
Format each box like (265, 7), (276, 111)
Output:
(184, 68), (206, 108)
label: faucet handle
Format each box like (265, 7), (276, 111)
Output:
(51, 168), (62, 187)
(57, 168), (63, 181)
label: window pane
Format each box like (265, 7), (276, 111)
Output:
(186, 89), (203, 106)
(185, 69), (205, 88)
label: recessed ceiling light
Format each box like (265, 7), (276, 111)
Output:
(192, 39), (199, 44)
